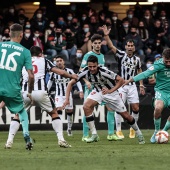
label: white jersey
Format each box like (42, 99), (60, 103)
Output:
(21, 57), (54, 91)
(48, 68), (83, 96)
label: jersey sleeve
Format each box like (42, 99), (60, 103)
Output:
(77, 67), (88, 81)
(45, 58), (55, 71)
(100, 67), (117, 80)
(80, 54), (88, 68)
(133, 63), (160, 82)
(24, 50), (33, 70)
(115, 49), (125, 59)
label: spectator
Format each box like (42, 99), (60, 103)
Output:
(21, 28), (34, 50)
(136, 20), (149, 44)
(70, 17), (80, 35)
(66, 12), (73, 27)
(56, 16), (67, 31)
(33, 29), (44, 51)
(76, 23), (92, 54)
(89, 15), (99, 34)
(123, 9), (139, 27)
(0, 27), (10, 42)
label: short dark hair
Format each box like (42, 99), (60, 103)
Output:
(125, 39), (135, 45)
(54, 55), (64, 60)
(10, 24), (23, 38)
(91, 34), (102, 43)
(162, 48), (170, 59)
(30, 46), (42, 56)
(87, 55), (98, 63)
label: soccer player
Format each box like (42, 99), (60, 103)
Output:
(0, 23), (34, 150)
(47, 55), (84, 136)
(80, 34), (121, 142)
(5, 46), (78, 148)
(102, 25), (145, 139)
(124, 48), (170, 143)
(63, 55), (145, 144)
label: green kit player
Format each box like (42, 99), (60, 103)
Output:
(80, 34), (121, 142)
(0, 24), (34, 150)
(124, 48), (170, 143)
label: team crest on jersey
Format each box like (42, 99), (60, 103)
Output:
(149, 66), (154, 70)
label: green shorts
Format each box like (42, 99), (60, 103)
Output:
(154, 90), (170, 108)
(0, 93), (24, 114)
(84, 86), (106, 105)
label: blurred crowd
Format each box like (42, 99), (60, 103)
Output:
(0, 2), (170, 76)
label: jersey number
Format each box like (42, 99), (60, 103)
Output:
(32, 61), (38, 74)
(0, 49), (19, 71)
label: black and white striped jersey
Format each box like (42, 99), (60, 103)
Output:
(48, 68), (83, 96)
(21, 57), (55, 91)
(78, 66), (117, 92)
(115, 49), (141, 84)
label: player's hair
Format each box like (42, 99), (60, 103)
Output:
(87, 55), (98, 63)
(30, 46), (42, 56)
(125, 39), (135, 45)
(10, 23), (23, 38)
(91, 34), (102, 43)
(54, 55), (64, 60)
(162, 48), (170, 59)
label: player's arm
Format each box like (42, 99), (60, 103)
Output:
(27, 70), (34, 99)
(124, 66), (158, 86)
(51, 67), (78, 80)
(102, 25), (117, 54)
(76, 81), (84, 99)
(62, 79), (77, 109)
(137, 68), (145, 95)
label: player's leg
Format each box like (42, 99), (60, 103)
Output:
(38, 91), (71, 148)
(103, 92), (145, 144)
(83, 91), (102, 143)
(115, 87), (127, 139)
(3, 95), (33, 150)
(163, 116), (170, 131)
(106, 105), (122, 141)
(128, 85), (140, 138)
(5, 114), (20, 149)
(55, 96), (63, 120)
(82, 88), (92, 141)
(150, 91), (166, 143)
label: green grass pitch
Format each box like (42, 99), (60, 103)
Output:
(0, 130), (169, 170)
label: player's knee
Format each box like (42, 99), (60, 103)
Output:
(83, 103), (92, 112)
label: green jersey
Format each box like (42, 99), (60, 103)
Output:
(0, 41), (32, 97)
(80, 51), (105, 68)
(133, 58), (170, 93)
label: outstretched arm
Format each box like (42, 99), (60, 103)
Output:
(102, 25), (117, 54)
(51, 67), (78, 80)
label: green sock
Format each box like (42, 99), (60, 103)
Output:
(18, 109), (29, 137)
(154, 118), (161, 132)
(163, 120), (170, 131)
(83, 116), (89, 137)
(107, 111), (115, 135)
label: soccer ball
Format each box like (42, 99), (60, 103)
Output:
(155, 130), (169, 144)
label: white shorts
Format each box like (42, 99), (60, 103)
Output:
(55, 95), (73, 110)
(118, 85), (139, 104)
(22, 90), (54, 113)
(87, 90), (127, 113)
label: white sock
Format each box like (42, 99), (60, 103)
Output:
(86, 114), (97, 135)
(52, 118), (64, 141)
(7, 119), (20, 143)
(115, 112), (122, 132)
(67, 114), (72, 130)
(132, 111), (139, 122)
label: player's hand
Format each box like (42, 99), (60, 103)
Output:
(102, 25), (111, 36)
(62, 100), (70, 110)
(102, 87), (109, 95)
(27, 93), (34, 105)
(122, 80), (131, 87)
(139, 85), (146, 95)
(86, 81), (92, 90)
(79, 92), (84, 99)
(71, 74), (78, 80)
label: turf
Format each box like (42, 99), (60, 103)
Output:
(0, 130), (169, 170)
